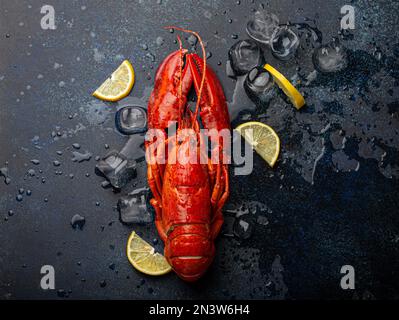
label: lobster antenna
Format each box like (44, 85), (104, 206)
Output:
(177, 35), (183, 129)
(164, 26), (207, 130)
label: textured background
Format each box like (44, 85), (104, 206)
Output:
(0, 0), (398, 299)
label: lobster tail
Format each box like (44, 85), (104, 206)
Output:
(164, 224), (215, 282)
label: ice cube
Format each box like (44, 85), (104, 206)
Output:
(246, 7), (279, 44)
(312, 39), (348, 73)
(233, 214), (254, 240)
(228, 39), (265, 76)
(244, 66), (276, 107)
(95, 151), (137, 189)
(115, 106), (147, 135)
(270, 26), (300, 61)
(119, 134), (146, 163)
(221, 216), (236, 237)
(118, 187), (152, 224)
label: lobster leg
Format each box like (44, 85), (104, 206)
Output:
(147, 142), (168, 242)
(209, 163), (230, 239)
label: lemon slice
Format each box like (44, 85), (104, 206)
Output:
(264, 64), (305, 110)
(93, 60), (135, 102)
(235, 121), (280, 168)
(126, 231), (172, 276)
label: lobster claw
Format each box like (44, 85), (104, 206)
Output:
(186, 53), (231, 131)
(148, 50), (193, 130)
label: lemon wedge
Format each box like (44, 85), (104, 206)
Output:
(126, 231), (172, 276)
(264, 64), (305, 109)
(235, 121), (281, 168)
(93, 60), (135, 102)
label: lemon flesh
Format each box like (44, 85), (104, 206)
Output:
(126, 231), (172, 276)
(235, 121), (281, 168)
(264, 64), (305, 109)
(93, 60), (135, 102)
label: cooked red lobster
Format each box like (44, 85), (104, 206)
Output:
(146, 28), (230, 281)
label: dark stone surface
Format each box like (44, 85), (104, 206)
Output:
(0, 0), (398, 299)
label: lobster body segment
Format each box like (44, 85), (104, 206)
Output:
(146, 36), (230, 281)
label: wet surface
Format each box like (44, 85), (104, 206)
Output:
(0, 0), (399, 299)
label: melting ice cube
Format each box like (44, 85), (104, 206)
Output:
(312, 39), (348, 73)
(228, 39), (265, 76)
(118, 187), (152, 224)
(233, 214), (254, 240)
(244, 66), (276, 107)
(246, 7), (279, 45)
(115, 106), (147, 135)
(95, 151), (137, 189)
(270, 26), (300, 61)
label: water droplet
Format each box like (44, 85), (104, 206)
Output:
(71, 151), (92, 162)
(155, 36), (164, 46)
(0, 167), (11, 185)
(187, 35), (197, 46)
(71, 214), (85, 230)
